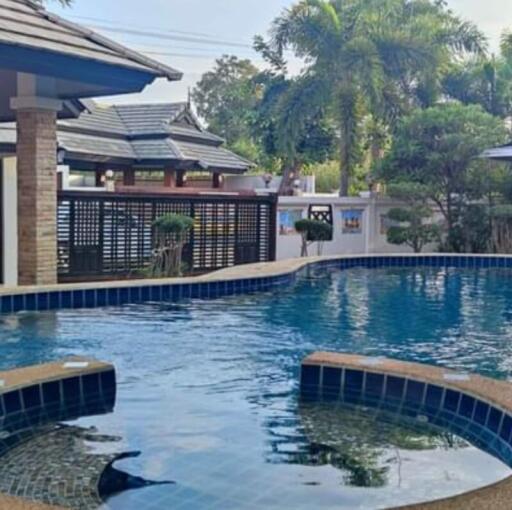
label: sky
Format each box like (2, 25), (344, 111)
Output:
(49, 0), (512, 104)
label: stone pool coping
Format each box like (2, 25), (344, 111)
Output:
(0, 494), (64, 510)
(0, 357), (113, 393)
(302, 352), (512, 510)
(1, 253), (512, 315)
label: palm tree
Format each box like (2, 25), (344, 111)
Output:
(261, 0), (485, 196)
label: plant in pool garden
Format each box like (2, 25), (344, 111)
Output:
(294, 219), (332, 257)
(378, 103), (507, 252)
(385, 182), (441, 253)
(489, 205), (512, 253)
(150, 214), (194, 277)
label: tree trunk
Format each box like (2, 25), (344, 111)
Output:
(338, 84), (358, 197)
(279, 160), (302, 196)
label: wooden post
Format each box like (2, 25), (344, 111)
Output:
(95, 168), (104, 187)
(176, 170), (187, 188)
(164, 169), (175, 188)
(123, 168), (135, 186)
(212, 172), (223, 189)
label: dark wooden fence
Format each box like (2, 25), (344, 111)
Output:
(57, 191), (277, 281)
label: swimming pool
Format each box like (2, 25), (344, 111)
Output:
(2, 265), (512, 509)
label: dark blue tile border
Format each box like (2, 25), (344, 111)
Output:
(2, 255), (512, 315)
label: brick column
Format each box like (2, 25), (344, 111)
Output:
(15, 108), (59, 285)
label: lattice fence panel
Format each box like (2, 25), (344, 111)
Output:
(57, 192), (276, 280)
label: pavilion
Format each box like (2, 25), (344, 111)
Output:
(0, 99), (253, 190)
(0, 0), (182, 286)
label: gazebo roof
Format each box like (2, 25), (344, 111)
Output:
(0, 0), (182, 120)
(481, 144), (512, 162)
(0, 100), (254, 173)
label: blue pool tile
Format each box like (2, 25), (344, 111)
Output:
(141, 286), (151, 301)
(3, 391), (22, 414)
(162, 285), (171, 301)
(25, 294), (36, 311)
(12, 294), (24, 312)
(459, 394), (476, 419)
(49, 292), (60, 310)
(84, 290), (95, 308)
(385, 376), (405, 400)
(21, 385), (41, 409)
(181, 285), (191, 299)
(72, 290), (84, 309)
(42, 381), (61, 405)
(365, 372), (384, 398)
(443, 389), (460, 413)
(60, 291), (72, 309)
(82, 373), (100, 403)
(405, 380), (425, 406)
(119, 287), (130, 304)
(488, 407), (503, 433)
(62, 377), (80, 405)
(425, 384), (443, 410)
(129, 286), (141, 303)
(37, 292), (49, 311)
(0, 296), (12, 314)
(322, 367), (342, 398)
(100, 370), (116, 395)
(343, 370), (363, 403)
(500, 415), (512, 441)
(300, 364), (320, 395)
(171, 285), (181, 301)
(107, 288), (119, 306)
(150, 286), (161, 301)
(474, 400), (490, 425)
(96, 289), (107, 307)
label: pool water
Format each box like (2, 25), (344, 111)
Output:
(1, 266), (512, 509)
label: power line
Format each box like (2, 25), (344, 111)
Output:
(69, 14), (236, 41)
(86, 23), (253, 49)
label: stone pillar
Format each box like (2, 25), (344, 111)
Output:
(11, 74), (62, 286)
(14, 107), (59, 285)
(163, 168), (175, 188)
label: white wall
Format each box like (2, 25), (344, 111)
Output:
(224, 174), (315, 194)
(2, 157), (17, 286)
(276, 196), (437, 260)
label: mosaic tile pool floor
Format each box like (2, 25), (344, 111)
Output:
(2, 266), (512, 509)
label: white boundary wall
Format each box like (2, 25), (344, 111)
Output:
(276, 195), (438, 260)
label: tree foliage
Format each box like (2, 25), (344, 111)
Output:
(192, 56), (260, 144)
(256, 0), (485, 195)
(379, 103), (507, 251)
(151, 214), (194, 277)
(295, 219), (333, 256)
(385, 182), (440, 253)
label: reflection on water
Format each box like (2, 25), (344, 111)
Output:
(1, 267), (512, 509)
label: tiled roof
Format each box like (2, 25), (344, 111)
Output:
(0, 0), (181, 80)
(0, 100), (253, 173)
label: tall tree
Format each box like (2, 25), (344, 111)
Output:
(192, 56), (259, 145)
(379, 103), (507, 252)
(258, 0), (485, 196)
